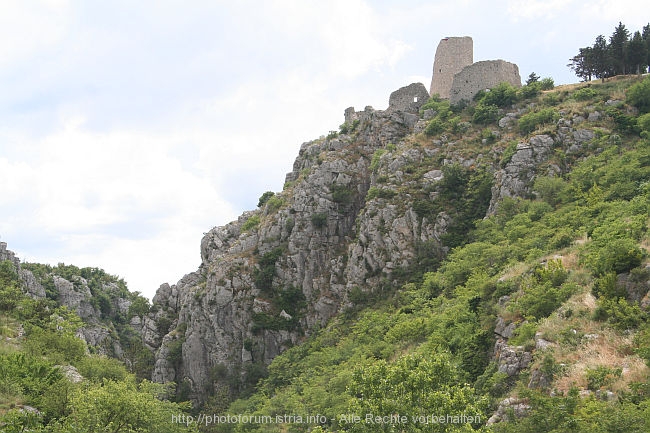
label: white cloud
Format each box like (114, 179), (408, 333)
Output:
(506, 0), (576, 21)
(0, 1), (70, 69)
(6, 0), (649, 300)
(2, 120), (237, 298)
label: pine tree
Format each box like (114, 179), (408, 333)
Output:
(568, 47), (595, 81)
(526, 72), (540, 85)
(592, 35), (611, 81)
(628, 31), (648, 75)
(643, 23), (650, 67)
(609, 22), (630, 75)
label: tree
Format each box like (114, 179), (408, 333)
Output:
(526, 72), (540, 85)
(348, 353), (486, 432)
(56, 378), (198, 433)
(609, 22), (630, 75)
(592, 34), (611, 81)
(568, 46), (595, 81)
(643, 23), (650, 66)
(628, 31), (648, 75)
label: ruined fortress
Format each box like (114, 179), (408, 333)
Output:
(431, 36), (521, 105)
(344, 36), (521, 119)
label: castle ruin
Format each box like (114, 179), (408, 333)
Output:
(450, 60), (521, 105)
(430, 37), (521, 105)
(429, 36), (473, 99)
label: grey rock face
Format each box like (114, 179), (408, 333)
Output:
(488, 134), (555, 214)
(495, 338), (532, 377)
(487, 397), (530, 425)
(148, 103), (449, 405)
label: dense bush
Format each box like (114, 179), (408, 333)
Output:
(366, 186), (396, 200)
(257, 191), (275, 207)
(241, 214), (261, 232)
(518, 108), (559, 134)
(627, 75), (650, 113)
(472, 102), (500, 124)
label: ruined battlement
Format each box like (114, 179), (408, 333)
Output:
(388, 83), (430, 113)
(429, 37), (521, 105)
(430, 36), (473, 99)
(450, 60), (521, 105)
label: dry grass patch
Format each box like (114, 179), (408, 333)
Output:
(535, 294), (649, 394)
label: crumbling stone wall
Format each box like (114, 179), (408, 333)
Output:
(429, 36), (473, 99)
(388, 83), (430, 113)
(450, 60), (521, 105)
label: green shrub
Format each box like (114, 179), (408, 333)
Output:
(606, 107), (640, 134)
(254, 247), (284, 293)
(266, 195), (283, 211)
(593, 297), (645, 330)
(539, 77), (555, 90)
(311, 213), (328, 229)
(585, 365), (622, 390)
(257, 191), (275, 207)
(583, 237), (644, 276)
(627, 75), (650, 113)
(638, 113), (650, 132)
(572, 87), (598, 101)
(518, 108), (559, 134)
(533, 176), (568, 207)
(508, 321), (538, 349)
(331, 183), (353, 205)
(480, 82), (519, 107)
(241, 214), (261, 232)
(370, 149), (387, 172)
(543, 92), (561, 106)
(77, 355), (129, 382)
(472, 103), (499, 124)
(366, 187), (396, 200)
(519, 82), (541, 99)
(500, 141), (518, 168)
(634, 323), (650, 366)
(424, 118), (446, 136)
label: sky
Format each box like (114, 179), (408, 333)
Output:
(1, 0), (648, 300)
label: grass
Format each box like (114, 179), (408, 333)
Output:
(534, 291), (649, 394)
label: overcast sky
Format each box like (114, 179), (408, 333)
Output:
(1, 0), (647, 299)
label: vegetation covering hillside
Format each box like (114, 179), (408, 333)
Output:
(3, 47), (650, 433)
(205, 76), (650, 432)
(0, 262), (197, 432)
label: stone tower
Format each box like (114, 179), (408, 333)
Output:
(429, 36), (473, 99)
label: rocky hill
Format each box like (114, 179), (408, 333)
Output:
(3, 73), (650, 432)
(142, 73), (650, 419)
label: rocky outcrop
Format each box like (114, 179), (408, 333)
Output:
(147, 86), (453, 405)
(0, 241), (46, 299)
(488, 134), (555, 214)
(487, 397), (530, 425)
(494, 338), (532, 377)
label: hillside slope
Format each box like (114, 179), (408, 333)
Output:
(2, 74), (650, 432)
(206, 77), (650, 432)
(143, 74), (650, 430)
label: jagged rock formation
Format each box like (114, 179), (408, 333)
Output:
(146, 88), (618, 404)
(0, 242), (148, 361)
(1, 241), (45, 299)
(145, 85), (461, 404)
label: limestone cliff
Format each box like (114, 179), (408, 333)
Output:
(146, 83), (459, 403)
(146, 81), (613, 405)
